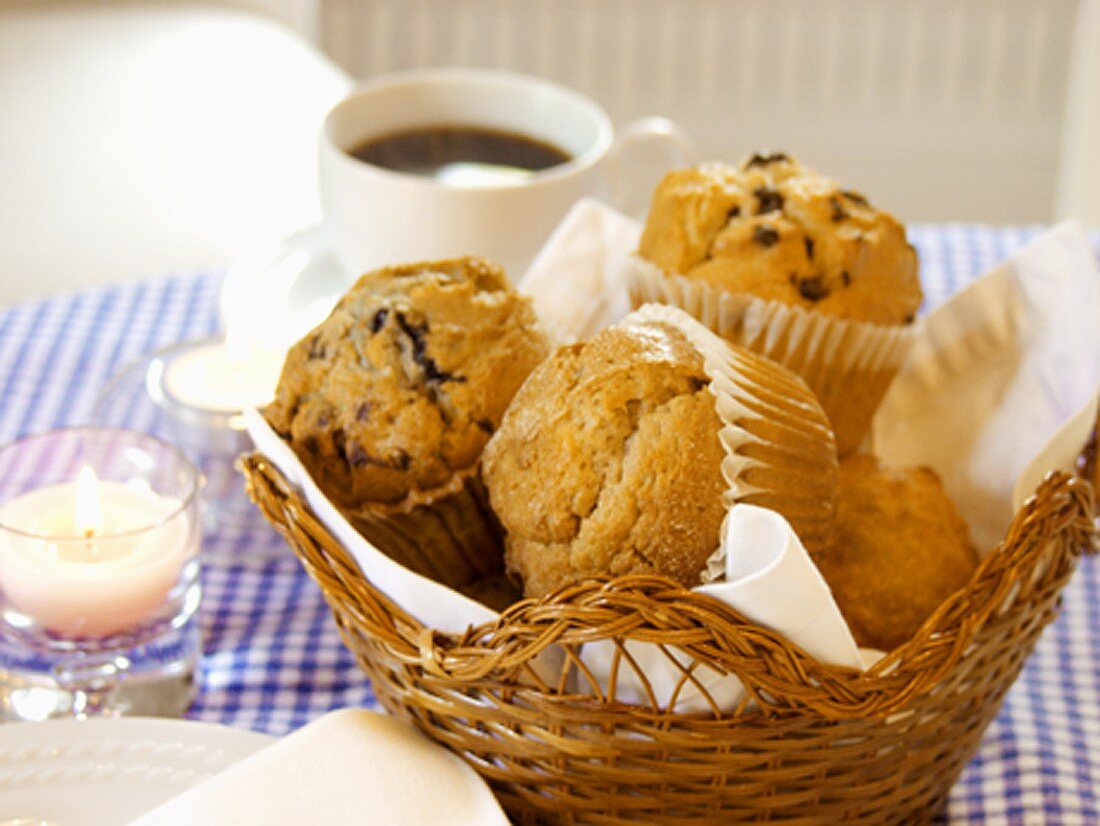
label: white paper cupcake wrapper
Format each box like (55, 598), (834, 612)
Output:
(623, 304), (838, 582)
(625, 255), (915, 455)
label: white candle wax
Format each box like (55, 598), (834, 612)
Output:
(162, 341), (282, 413)
(0, 479), (195, 638)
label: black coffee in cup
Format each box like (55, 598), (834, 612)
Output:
(348, 125), (571, 182)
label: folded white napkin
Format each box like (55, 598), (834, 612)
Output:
(131, 709), (508, 825)
(873, 221), (1100, 552)
(580, 505), (863, 712)
(520, 196), (641, 342)
(701, 505), (863, 667)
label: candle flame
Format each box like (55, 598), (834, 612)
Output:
(74, 465), (104, 538)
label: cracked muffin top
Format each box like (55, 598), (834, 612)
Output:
(264, 256), (550, 509)
(481, 316), (730, 598)
(637, 153), (922, 325)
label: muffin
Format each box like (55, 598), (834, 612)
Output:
(817, 454), (979, 651)
(638, 153), (921, 324)
(264, 256), (550, 589)
(482, 304), (839, 599)
(629, 153), (921, 455)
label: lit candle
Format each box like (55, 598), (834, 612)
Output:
(0, 466), (196, 638)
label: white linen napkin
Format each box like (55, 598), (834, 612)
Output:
(519, 196), (641, 342)
(579, 505), (863, 712)
(872, 221), (1100, 553)
(703, 505), (862, 667)
(131, 709), (509, 825)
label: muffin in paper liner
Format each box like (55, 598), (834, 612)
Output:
(627, 303), (839, 574)
(263, 255), (551, 594)
(626, 256), (914, 455)
(485, 303), (838, 598)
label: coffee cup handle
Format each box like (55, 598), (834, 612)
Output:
(606, 117), (695, 217)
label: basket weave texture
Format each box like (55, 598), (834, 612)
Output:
(243, 452), (1095, 825)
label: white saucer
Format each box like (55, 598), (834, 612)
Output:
(0, 717), (273, 825)
(219, 224), (354, 354)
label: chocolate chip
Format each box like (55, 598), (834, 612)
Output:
(904, 313), (916, 324)
(307, 335), (326, 360)
(830, 197), (848, 222)
(798, 276), (829, 301)
(394, 450), (411, 471)
(355, 402), (371, 422)
(744, 152), (790, 169)
(841, 189), (870, 208)
(753, 224), (780, 247)
(804, 237), (815, 260)
(394, 312), (466, 385)
(754, 187), (784, 215)
(841, 270), (851, 286)
(369, 308), (389, 333)
(476, 418), (495, 435)
(332, 428), (347, 460)
(707, 204), (743, 258)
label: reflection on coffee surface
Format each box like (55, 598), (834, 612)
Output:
(349, 125), (571, 185)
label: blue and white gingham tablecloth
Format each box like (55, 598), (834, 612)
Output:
(0, 226), (1097, 823)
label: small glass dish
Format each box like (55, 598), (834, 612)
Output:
(91, 337), (268, 536)
(0, 427), (202, 721)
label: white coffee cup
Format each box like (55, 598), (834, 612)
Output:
(319, 67), (691, 280)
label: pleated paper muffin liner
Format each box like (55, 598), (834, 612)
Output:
(625, 303), (839, 577)
(625, 255), (915, 456)
(343, 465), (504, 592)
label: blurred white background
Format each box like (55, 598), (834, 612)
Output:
(1, 0), (1097, 303)
(318, 0), (1086, 224)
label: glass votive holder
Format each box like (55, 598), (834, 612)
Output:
(147, 338), (257, 531)
(0, 427), (202, 722)
(93, 335), (281, 536)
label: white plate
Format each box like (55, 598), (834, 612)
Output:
(219, 224), (353, 354)
(0, 717), (273, 825)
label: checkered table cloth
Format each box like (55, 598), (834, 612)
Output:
(0, 226), (1096, 823)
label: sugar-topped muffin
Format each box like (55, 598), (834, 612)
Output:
(817, 454), (979, 651)
(482, 316), (726, 598)
(482, 307), (839, 599)
(638, 153), (922, 325)
(265, 256), (550, 588)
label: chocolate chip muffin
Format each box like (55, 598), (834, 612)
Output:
(630, 153), (921, 456)
(817, 454), (979, 651)
(637, 154), (922, 325)
(482, 306), (839, 599)
(265, 256), (550, 589)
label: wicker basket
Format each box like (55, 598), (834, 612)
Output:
(243, 450), (1095, 824)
